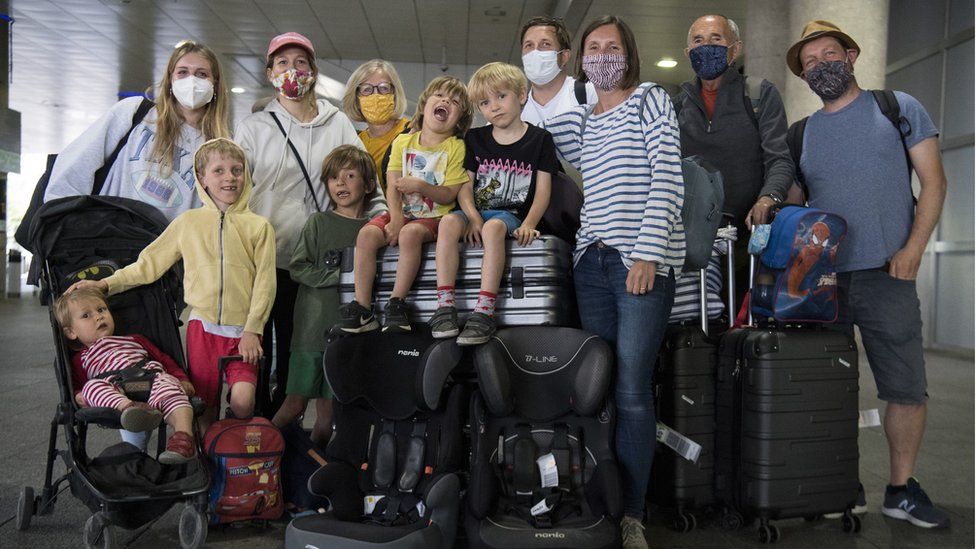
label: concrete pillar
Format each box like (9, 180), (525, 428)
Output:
(745, 0), (890, 124)
(1, 0), (9, 297)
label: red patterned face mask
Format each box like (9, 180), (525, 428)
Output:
(582, 53), (627, 91)
(271, 68), (315, 100)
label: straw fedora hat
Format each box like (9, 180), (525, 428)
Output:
(786, 20), (860, 76)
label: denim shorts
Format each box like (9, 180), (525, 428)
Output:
(831, 269), (927, 404)
(449, 209), (522, 234)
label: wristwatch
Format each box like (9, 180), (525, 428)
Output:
(762, 194), (782, 204)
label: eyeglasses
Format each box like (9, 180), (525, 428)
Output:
(357, 82), (394, 96)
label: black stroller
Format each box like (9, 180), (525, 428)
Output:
(15, 196), (209, 549)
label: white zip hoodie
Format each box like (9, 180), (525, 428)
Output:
(235, 98), (387, 268)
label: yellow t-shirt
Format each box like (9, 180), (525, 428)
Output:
(358, 118), (410, 194)
(387, 132), (467, 219)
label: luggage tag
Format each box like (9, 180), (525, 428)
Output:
(536, 453), (559, 488)
(858, 409), (881, 428)
(748, 224), (771, 255)
(656, 422), (702, 463)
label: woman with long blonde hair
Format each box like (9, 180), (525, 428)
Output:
(45, 40), (230, 222)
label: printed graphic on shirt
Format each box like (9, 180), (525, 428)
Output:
(473, 157), (533, 211)
(128, 127), (196, 211)
(401, 149), (448, 218)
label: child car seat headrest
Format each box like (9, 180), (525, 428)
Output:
(474, 327), (612, 421)
(325, 330), (462, 419)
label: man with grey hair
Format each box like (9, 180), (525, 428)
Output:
(673, 14), (795, 309)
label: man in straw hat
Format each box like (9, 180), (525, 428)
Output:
(787, 20), (949, 529)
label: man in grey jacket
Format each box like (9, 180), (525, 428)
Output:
(675, 14), (795, 306)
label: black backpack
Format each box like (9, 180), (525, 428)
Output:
(15, 98), (155, 252)
(787, 89), (913, 201)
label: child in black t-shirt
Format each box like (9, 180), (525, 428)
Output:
(431, 62), (558, 345)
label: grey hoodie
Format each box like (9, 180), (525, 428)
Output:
(235, 98), (387, 268)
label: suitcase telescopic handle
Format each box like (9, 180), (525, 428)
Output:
(720, 215), (737, 330)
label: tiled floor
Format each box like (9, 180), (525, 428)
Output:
(0, 296), (971, 548)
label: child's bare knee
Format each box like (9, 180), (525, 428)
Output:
(357, 225), (384, 247)
(483, 219), (508, 239)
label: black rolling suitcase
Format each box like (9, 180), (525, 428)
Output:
(650, 230), (737, 533)
(714, 257), (862, 543)
(338, 235), (578, 327)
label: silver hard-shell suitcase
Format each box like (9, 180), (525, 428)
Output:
(338, 236), (578, 327)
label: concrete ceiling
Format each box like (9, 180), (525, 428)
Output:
(6, 0), (746, 156)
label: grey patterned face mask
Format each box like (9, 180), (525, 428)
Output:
(805, 60), (854, 101)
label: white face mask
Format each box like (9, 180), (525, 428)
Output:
(522, 49), (564, 86)
(171, 76), (214, 109)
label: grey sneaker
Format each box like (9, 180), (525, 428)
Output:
(882, 478), (950, 529)
(382, 298), (412, 332)
(339, 301), (379, 333)
(456, 312), (496, 346)
(620, 516), (649, 549)
(429, 306), (459, 338)
(120, 403), (163, 433)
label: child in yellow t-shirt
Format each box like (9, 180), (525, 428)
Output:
(340, 76), (473, 333)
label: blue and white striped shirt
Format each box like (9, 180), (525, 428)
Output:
(548, 83), (685, 275)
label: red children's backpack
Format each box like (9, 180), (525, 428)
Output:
(204, 415), (284, 524)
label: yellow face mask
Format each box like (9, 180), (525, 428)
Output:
(359, 93), (396, 125)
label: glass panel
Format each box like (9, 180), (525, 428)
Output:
(949, 0), (975, 36)
(935, 252), (975, 349)
(887, 54), (943, 125)
(889, 0), (947, 62)
(938, 147), (975, 242)
(943, 39), (975, 139)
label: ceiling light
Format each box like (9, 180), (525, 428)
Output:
(656, 58), (678, 69)
(230, 87), (245, 94)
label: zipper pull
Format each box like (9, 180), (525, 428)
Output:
(732, 358), (741, 378)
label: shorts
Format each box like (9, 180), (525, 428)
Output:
(186, 320), (259, 406)
(366, 212), (440, 239)
(286, 351), (333, 399)
(450, 209), (522, 234)
(831, 269), (927, 404)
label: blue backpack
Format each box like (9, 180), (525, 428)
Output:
(751, 206), (848, 322)
(580, 85), (724, 272)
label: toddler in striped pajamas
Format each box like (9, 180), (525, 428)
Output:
(56, 287), (197, 464)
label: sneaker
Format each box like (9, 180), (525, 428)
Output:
(429, 306), (460, 338)
(826, 482), (868, 518)
(120, 402), (163, 432)
(382, 298), (412, 332)
(456, 312), (496, 346)
(159, 431), (196, 465)
(620, 516), (649, 549)
(339, 301), (379, 333)
(882, 477), (950, 529)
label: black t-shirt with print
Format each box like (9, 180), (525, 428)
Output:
(463, 123), (559, 219)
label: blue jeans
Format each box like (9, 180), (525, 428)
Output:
(573, 245), (675, 519)
(450, 209), (522, 234)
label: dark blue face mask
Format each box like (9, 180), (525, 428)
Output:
(689, 44), (730, 81)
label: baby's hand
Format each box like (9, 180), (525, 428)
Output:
(74, 392), (86, 408)
(238, 332), (263, 365)
(180, 380), (196, 397)
(66, 279), (108, 294)
(513, 224), (540, 247)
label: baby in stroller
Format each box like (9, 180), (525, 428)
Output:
(55, 287), (197, 464)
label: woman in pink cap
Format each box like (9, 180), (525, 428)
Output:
(235, 32), (386, 416)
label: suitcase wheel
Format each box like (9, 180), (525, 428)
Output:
(671, 511), (697, 533)
(757, 522), (780, 544)
(720, 509), (744, 531)
(841, 513), (861, 534)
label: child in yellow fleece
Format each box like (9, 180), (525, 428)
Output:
(67, 138), (276, 430)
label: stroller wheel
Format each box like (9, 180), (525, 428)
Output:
(16, 486), (35, 530)
(179, 504), (207, 549)
(83, 513), (117, 549)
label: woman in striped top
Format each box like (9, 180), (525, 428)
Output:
(547, 15), (685, 548)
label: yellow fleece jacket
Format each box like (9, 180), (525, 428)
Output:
(104, 149), (276, 334)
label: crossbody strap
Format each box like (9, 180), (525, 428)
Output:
(92, 98), (155, 195)
(269, 111), (322, 212)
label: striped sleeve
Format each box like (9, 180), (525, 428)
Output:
(546, 107), (585, 171)
(632, 86), (684, 265)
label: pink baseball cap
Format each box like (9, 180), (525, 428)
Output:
(266, 32), (315, 61)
